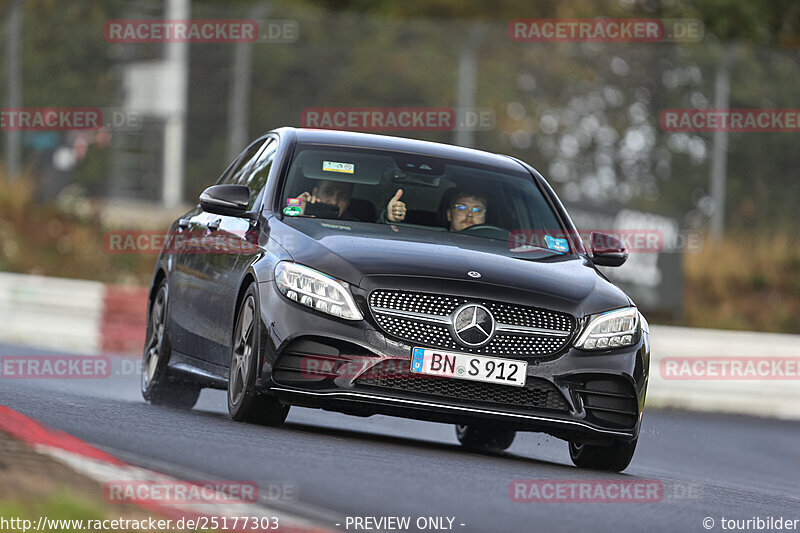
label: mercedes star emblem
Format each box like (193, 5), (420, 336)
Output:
(450, 303), (496, 347)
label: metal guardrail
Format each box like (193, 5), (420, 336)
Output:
(0, 272), (105, 353)
(648, 325), (800, 419)
(0, 272), (146, 356)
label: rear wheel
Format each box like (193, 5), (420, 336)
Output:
(568, 439), (637, 472)
(227, 283), (289, 426)
(141, 281), (201, 409)
(456, 424), (516, 453)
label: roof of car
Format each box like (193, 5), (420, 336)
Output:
(271, 127), (527, 173)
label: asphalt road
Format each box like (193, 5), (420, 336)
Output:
(1, 342), (799, 533)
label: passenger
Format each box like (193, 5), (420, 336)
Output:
(386, 188), (487, 232)
(297, 180), (388, 222)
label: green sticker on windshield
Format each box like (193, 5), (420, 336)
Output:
(283, 205), (302, 216)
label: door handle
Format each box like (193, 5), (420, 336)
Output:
(207, 218), (221, 231)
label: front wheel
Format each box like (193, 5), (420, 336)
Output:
(227, 283), (289, 426)
(568, 439), (637, 472)
(456, 424), (516, 453)
(141, 281), (201, 409)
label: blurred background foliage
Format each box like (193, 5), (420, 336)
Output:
(1, 0), (799, 332)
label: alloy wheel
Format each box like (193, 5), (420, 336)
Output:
(229, 294), (255, 407)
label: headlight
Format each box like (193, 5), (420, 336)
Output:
(275, 262), (363, 321)
(574, 307), (640, 350)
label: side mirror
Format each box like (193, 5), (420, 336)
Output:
(199, 184), (251, 217)
(590, 231), (628, 267)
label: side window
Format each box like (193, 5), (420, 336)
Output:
(240, 139), (277, 210)
(217, 139), (268, 185)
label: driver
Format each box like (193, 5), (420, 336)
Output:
(387, 188), (487, 232)
(297, 180), (354, 219)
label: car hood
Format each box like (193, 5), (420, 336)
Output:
(271, 218), (632, 316)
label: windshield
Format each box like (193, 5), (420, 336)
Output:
(279, 143), (572, 259)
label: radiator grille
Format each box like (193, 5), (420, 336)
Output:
(369, 290), (574, 358)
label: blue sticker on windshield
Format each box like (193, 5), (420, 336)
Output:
(544, 235), (569, 253)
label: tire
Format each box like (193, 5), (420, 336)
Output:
(568, 439), (637, 472)
(227, 283), (289, 426)
(456, 424), (516, 453)
(141, 280), (201, 409)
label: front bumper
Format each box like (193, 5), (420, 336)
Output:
(257, 281), (649, 444)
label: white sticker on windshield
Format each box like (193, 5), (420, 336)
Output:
(322, 160), (355, 174)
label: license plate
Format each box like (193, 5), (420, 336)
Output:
(409, 347), (527, 388)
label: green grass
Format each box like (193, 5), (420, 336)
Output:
(0, 492), (108, 533)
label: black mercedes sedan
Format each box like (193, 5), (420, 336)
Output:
(141, 127), (650, 472)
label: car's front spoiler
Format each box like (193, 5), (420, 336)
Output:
(269, 386), (637, 443)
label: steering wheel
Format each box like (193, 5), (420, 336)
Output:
(458, 224), (510, 240)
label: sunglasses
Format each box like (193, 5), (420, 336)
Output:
(452, 204), (485, 215)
